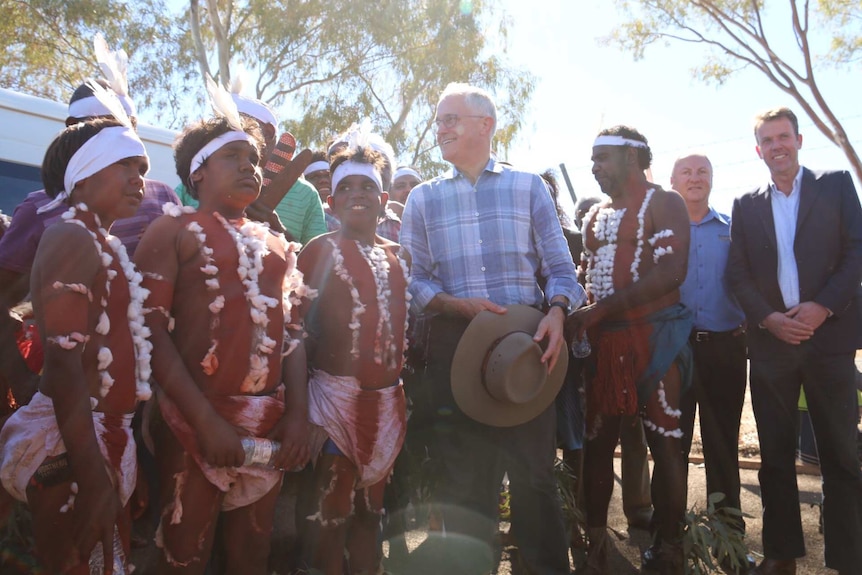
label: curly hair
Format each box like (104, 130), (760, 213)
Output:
(174, 116), (264, 199)
(597, 125), (652, 170)
(329, 146), (386, 183)
(42, 118), (125, 198)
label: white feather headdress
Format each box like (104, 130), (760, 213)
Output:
(206, 74), (244, 132)
(93, 33), (130, 98)
(229, 65), (246, 96)
(84, 79), (134, 130)
(344, 119), (396, 170)
(186, 75), (255, 176)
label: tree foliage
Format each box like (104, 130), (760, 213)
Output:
(817, 0), (862, 65)
(2, 0), (534, 177)
(606, 0), (862, 183)
(186, 0), (534, 176)
(0, 0), (185, 116)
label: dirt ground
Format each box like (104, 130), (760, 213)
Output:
(124, 359), (862, 574)
(376, 380), (836, 575)
(375, 359), (861, 575)
(130, 393), (839, 575)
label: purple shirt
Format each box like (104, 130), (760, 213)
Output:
(0, 179), (180, 273)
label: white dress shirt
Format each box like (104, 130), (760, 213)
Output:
(770, 167), (804, 308)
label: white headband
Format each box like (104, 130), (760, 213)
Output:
(303, 161), (330, 176)
(68, 94), (136, 119)
(367, 135), (395, 169)
(593, 135), (648, 149)
(38, 126), (148, 214)
(393, 167), (421, 181)
(330, 160), (383, 195)
(189, 131), (256, 175)
(231, 94), (278, 129)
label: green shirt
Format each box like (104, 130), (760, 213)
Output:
(273, 178), (326, 244)
(175, 182), (198, 208)
(174, 178), (326, 244)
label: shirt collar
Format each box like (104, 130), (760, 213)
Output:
(769, 166), (804, 198)
(452, 157), (501, 180)
(708, 207), (730, 226)
(690, 206), (727, 227)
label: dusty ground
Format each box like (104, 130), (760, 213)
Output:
(129, 394), (838, 575)
(125, 358), (862, 574)
(378, 462), (829, 575)
(376, 363), (859, 575)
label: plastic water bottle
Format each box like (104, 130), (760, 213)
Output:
(89, 524), (125, 574)
(570, 333), (592, 358)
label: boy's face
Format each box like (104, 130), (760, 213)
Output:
(390, 174), (421, 204)
(192, 140), (261, 211)
(328, 174), (387, 231)
(78, 155), (148, 222)
(306, 169), (332, 201)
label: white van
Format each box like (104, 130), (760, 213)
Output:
(0, 87), (179, 215)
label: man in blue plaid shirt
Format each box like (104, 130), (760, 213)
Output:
(401, 82), (583, 574)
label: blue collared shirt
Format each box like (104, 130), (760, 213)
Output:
(400, 159), (584, 312)
(679, 207), (745, 331)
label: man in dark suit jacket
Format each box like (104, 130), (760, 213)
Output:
(728, 106), (862, 575)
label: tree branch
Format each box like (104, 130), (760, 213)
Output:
(189, 0), (211, 82)
(204, 0), (230, 83)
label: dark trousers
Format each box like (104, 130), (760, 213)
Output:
(424, 316), (569, 575)
(680, 330), (747, 530)
(749, 346), (862, 572)
(619, 414), (652, 516)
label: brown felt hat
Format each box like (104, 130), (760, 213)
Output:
(451, 305), (568, 427)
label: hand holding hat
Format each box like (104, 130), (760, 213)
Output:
(451, 305), (568, 427)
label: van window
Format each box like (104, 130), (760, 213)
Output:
(0, 160), (41, 215)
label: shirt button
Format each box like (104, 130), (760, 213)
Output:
(479, 239), (483, 244)
(474, 212), (479, 217)
(481, 266), (486, 272)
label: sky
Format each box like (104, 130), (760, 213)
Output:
(486, 0), (862, 216)
(140, 1), (860, 217)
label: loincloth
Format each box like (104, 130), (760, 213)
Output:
(586, 303), (693, 434)
(156, 387), (284, 511)
(307, 369), (406, 489)
(0, 392), (136, 504)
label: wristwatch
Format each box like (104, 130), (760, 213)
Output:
(548, 300), (571, 315)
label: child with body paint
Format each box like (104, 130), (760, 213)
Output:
(133, 89), (310, 574)
(0, 112), (153, 574)
(292, 144), (408, 575)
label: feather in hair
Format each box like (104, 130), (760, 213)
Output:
(343, 119), (395, 168)
(345, 119), (373, 152)
(229, 65), (246, 95)
(93, 33), (130, 97)
(84, 80), (133, 129)
(205, 74), (244, 132)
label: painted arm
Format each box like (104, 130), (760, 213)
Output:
(32, 225), (121, 562)
(134, 216), (245, 467)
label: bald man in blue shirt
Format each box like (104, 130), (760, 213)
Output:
(672, 153), (754, 573)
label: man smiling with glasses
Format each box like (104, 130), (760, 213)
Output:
(401, 82), (581, 574)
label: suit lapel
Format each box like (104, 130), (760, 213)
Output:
(796, 167), (816, 234)
(753, 185), (777, 248)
